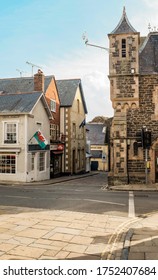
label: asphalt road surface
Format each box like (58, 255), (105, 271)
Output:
(0, 173), (157, 217)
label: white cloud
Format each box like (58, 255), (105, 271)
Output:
(44, 47), (113, 121)
(82, 73), (113, 121)
(141, 0), (158, 8)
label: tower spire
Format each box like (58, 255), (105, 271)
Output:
(123, 6), (126, 16)
(109, 6), (137, 34)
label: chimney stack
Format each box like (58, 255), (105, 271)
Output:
(34, 69), (44, 92)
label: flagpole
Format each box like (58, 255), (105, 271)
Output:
(28, 133), (35, 143)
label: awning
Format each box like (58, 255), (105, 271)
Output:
(52, 151), (63, 155)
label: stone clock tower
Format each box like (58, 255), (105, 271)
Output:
(108, 7), (140, 185)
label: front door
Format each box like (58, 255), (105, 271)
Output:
(155, 150), (158, 182)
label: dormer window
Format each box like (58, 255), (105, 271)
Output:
(122, 39), (126, 57)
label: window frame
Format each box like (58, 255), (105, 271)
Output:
(121, 38), (126, 58)
(39, 152), (46, 172)
(50, 99), (56, 112)
(3, 121), (18, 144)
(31, 153), (35, 171)
(0, 154), (16, 174)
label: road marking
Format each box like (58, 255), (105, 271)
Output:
(101, 216), (141, 260)
(84, 199), (125, 206)
(128, 191), (135, 218)
(60, 198), (125, 206)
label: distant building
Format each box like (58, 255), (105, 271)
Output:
(108, 7), (158, 185)
(85, 128), (91, 172)
(86, 122), (109, 171)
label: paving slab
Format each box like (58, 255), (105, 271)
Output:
(8, 245), (46, 259)
(128, 252), (145, 260)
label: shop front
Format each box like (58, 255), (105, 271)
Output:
(50, 144), (64, 178)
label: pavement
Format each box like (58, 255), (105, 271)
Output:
(0, 172), (158, 260)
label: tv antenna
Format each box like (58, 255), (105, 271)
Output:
(16, 69), (25, 77)
(26, 61), (42, 76)
(82, 32), (110, 52)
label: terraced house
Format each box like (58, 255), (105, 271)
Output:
(0, 92), (51, 182)
(108, 7), (158, 185)
(0, 70), (62, 178)
(0, 73), (88, 180)
(56, 79), (88, 175)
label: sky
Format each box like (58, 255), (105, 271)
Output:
(0, 0), (158, 121)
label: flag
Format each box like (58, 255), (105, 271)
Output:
(79, 119), (86, 128)
(33, 130), (48, 149)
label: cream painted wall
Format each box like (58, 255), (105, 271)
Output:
(60, 86), (87, 174)
(0, 98), (51, 182)
(91, 144), (108, 171)
(70, 87), (86, 174)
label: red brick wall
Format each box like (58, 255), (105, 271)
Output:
(45, 78), (60, 127)
(34, 69), (44, 92)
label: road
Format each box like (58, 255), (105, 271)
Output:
(0, 172), (158, 217)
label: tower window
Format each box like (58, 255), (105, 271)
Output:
(122, 39), (126, 57)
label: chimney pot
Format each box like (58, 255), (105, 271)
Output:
(34, 69), (44, 92)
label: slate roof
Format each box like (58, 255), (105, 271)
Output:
(86, 123), (106, 145)
(0, 92), (43, 114)
(110, 7), (137, 35)
(0, 76), (88, 114)
(139, 33), (158, 74)
(0, 76), (53, 94)
(56, 79), (88, 114)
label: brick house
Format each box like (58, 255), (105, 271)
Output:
(108, 7), (158, 185)
(56, 79), (88, 175)
(0, 71), (63, 177)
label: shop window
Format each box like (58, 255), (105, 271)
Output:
(39, 152), (45, 171)
(0, 154), (16, 174)
(31, 153), (35, 171)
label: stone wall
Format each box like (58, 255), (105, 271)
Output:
(126, 74), (158, 183)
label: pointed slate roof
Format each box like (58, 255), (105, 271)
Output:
(86, 123), (106, 145)
(0, 92), (41, 114)
(0, 92), (52, 118)
(56, 79), (88, 114)
(110, 7), (137, 35)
